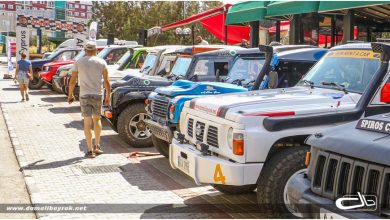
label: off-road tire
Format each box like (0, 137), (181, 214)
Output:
(211, 184), (257, 194)
(117, 103), (152, 148)
(52, 81), (63, 93)
(152, 135), (169, 158)
(256, 146), (310, 218)
(47, 83), (54, 91)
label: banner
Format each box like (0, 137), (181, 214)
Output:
(16, 26), (30, 61)
(17, 15), (86, 33)
(73, 33), (87, 48)
(17, 10), (55, 19)
(89, 22), (98, 41)
(7, 40), (13, 72)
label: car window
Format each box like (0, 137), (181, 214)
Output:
(53, 51), (76, 61)
(227, 58), (265, 84)
(170, 57), (192, 77)
(299, 50), (380, 93)
(194, 59), (213, 76)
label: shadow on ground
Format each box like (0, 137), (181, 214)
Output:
(21, 157), (84, 170)
(41, 96), (67, 103)
(49, 106), (81, 114)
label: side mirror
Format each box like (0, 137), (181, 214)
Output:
(380, 82), (390, 103)
(268, 71), (279, 89)
(190, 74), (198, 82)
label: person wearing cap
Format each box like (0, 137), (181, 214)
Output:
(68, 41), (111, 158)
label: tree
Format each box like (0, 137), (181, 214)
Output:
(92, 1), (223, 46)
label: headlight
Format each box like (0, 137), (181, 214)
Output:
(227, 127), (233, 150)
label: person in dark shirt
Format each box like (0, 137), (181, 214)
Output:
(14, 52), (33, 101)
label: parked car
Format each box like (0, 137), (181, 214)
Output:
(39, 47), (105, 90)
(29, 48), (81, 89)
(104, 45), (240, 148)
(286, 112), (390, 218)
(61, 45), (141, 96)
(169, 42), (390, 217)
(146, 45), (327, 157)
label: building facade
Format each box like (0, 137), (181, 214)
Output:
(0, 1), (93, 37)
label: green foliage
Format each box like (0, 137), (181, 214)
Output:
(92, 1), (224, 46)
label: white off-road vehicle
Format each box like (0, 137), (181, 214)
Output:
(169, 42), (390, 217)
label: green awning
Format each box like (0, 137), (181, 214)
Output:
(226, 1), (268, 25)
(318, 1), (389, 12)
(266, 1), (319, 18)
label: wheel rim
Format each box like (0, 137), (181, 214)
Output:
(283, 168), (306, 218)
(128, 113), (151, 140)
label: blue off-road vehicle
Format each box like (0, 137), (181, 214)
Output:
(145, 45), (328, 157)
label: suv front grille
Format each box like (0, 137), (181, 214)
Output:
(186, 117), (219, 148)
(152, 96), (169, 119)
(311, 150), (390, 216)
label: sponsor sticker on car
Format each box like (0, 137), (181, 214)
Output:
(356, 118), (390, 134)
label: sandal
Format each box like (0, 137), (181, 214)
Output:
(85, 151), (95, 158)
(94, 145), (104, 155)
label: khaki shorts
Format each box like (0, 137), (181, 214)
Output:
(18, 77), (29, 84)
(80, 95), (102, 117)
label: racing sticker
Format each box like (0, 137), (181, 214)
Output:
(356, 118), (390, 134)
(325, 50), (380, 59)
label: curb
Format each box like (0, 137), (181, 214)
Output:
(0, 103), (43, 219)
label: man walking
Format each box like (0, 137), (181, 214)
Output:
(68, 41), (111, 158)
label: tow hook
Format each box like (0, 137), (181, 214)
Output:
(200, 143), (211, 156)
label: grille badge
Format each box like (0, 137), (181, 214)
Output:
(195, 124), (202, 136)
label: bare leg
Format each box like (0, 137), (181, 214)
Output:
(24, 83), (29, 100)
(93, 115), (102, 147)
(83, 116), (93, 152)
(19, 84), (25, 99)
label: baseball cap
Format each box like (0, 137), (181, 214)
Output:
(84, 41), (97, 51)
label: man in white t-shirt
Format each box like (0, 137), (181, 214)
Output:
(68, 41), (111, 158)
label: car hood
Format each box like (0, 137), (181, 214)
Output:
(189, 86), (361, 121)
(44, 60), (74, 67)
(307, 114), (390, 166)
(155, 80), (248, 97)
(109, 68), (141, 82)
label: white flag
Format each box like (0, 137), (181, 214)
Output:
(7, 40), (13, 71)
(89, 22), (98, 41)
(16, 26), (30, 61)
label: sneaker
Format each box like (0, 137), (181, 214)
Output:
(26, 94), (29, 101)
(94, 145), (104, 155)
(85, 151), (95, 158)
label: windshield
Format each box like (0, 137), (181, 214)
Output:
(227, 57), (265, 84)
(97, 47), (128, 65)
(140, 53), (157, 74)
(298, 50), (380, 94)
(74, 50), (85, 60)
(47, 50), (61, 60)
(116, 51), (132, 66)
(170, 57), (192, 76)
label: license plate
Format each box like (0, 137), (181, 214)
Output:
(320, 208), (346, 219)
(148, 123), (171, 142)
(177, 156), (189, 174)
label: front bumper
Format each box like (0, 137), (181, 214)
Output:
(287, 173), (380, 219)
(169, 138), (263, 186)
(144, 119), (172, 143)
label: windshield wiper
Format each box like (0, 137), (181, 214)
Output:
(140, 66), (150, 73)
(231, 78), (245, 86)
(321, 81), (348, 94)
(302, 79), (314, 88)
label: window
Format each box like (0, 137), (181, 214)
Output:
(17, 5), (22, 10)
(80, 13), (85, 17)
(74, 12), (79, 16)
(0, 4), (5, 9)
(53, 51), (78, 61)
(33, 7), (37, 10)
(67, 4), (73, 9)
(8, 13), (13, 17)
(81, 4), (85, 9)
(75, 4), (79, 9)
(8, 4), (14, 9)
(87, 5), (92, 11)
(87, 13), (92, 19)
(67, 11), (72, 16)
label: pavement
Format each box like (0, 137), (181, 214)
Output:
(0, 67), (265, 219)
